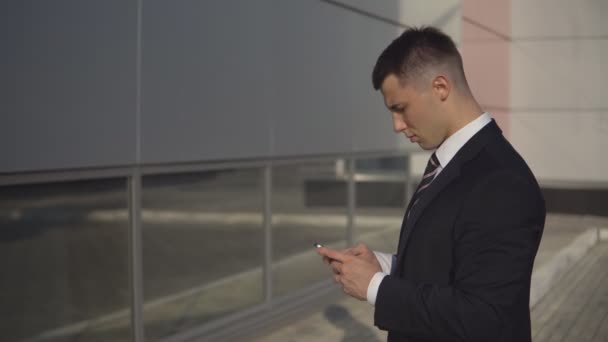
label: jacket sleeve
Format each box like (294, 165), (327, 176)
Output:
(374, 169), (545, 342)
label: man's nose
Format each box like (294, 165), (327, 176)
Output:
(392, 114), (407, 133)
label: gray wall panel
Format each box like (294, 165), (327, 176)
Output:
(267, 1), (357, 156)
(141, 0), (460, 163)
(3, 1), (461, 172)
(1, 1), (138, 173)
(333, 0), (462, 39)
(318, 2), (407, 153)
(141, 1), (274, 164)
(268, 1), (401, 156)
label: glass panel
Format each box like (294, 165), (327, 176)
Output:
(354, 156), (407, 253)
(0, 178), (131, 341)
(141, 169), (264, 340)
(272, 161), (348, 298)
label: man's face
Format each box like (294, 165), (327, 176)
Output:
(380, 74), (448, 150)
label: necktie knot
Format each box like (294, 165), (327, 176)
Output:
(411, 152), (440, 206)
(424, 153), (440, 176)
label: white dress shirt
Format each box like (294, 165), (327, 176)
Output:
(366, 112), (492, 305)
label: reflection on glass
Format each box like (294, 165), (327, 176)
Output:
(0, 179), (131, 341)
(354, 156), (407, 253)
(142, 169), (264, 340)
(272, 161), (347, 297)
(355, 156), (407, 174)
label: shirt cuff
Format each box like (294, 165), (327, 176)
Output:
(366, 272), (387, 306)
(373, 251), (393, 274)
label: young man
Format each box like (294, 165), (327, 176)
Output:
(317, 26), (546, 342)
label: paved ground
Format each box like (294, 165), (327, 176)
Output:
(531, 241), (608, 342)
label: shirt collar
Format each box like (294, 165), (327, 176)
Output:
(435, 112), (492, 168)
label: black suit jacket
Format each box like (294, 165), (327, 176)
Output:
(374, 120), (546, 342)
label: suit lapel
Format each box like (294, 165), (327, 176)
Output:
(394, 159), (461, 269)
(395, 163), (460, 253)
(406, 164), (460, 233)
(395, 120), (503, 268)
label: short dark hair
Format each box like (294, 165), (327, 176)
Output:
(371, 26), (466, 90)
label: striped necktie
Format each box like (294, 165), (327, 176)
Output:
(410, 152), (440, 207)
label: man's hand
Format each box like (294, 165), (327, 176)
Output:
(322, 243), (381, 271)
(317, 245), (382, 301)
(342, 242), (382, 269)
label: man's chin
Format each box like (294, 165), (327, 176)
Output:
(418, 143), (439, 151)
(417, 142), (432, 150)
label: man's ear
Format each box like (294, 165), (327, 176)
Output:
(432, 75), (450, 101)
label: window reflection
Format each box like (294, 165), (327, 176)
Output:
(272, 161), (348, 297)
(141, 169), (264, 339)
(354, 156), (407, 253)
(0, 178), (131, 341)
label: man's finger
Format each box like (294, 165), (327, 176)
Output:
(330, 260), (342, 274)
(317, 247), (348, 263)
(342, 247), (356, 255)
(352, 242), (368, 254)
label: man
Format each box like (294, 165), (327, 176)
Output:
(317, 26), (545, 342)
